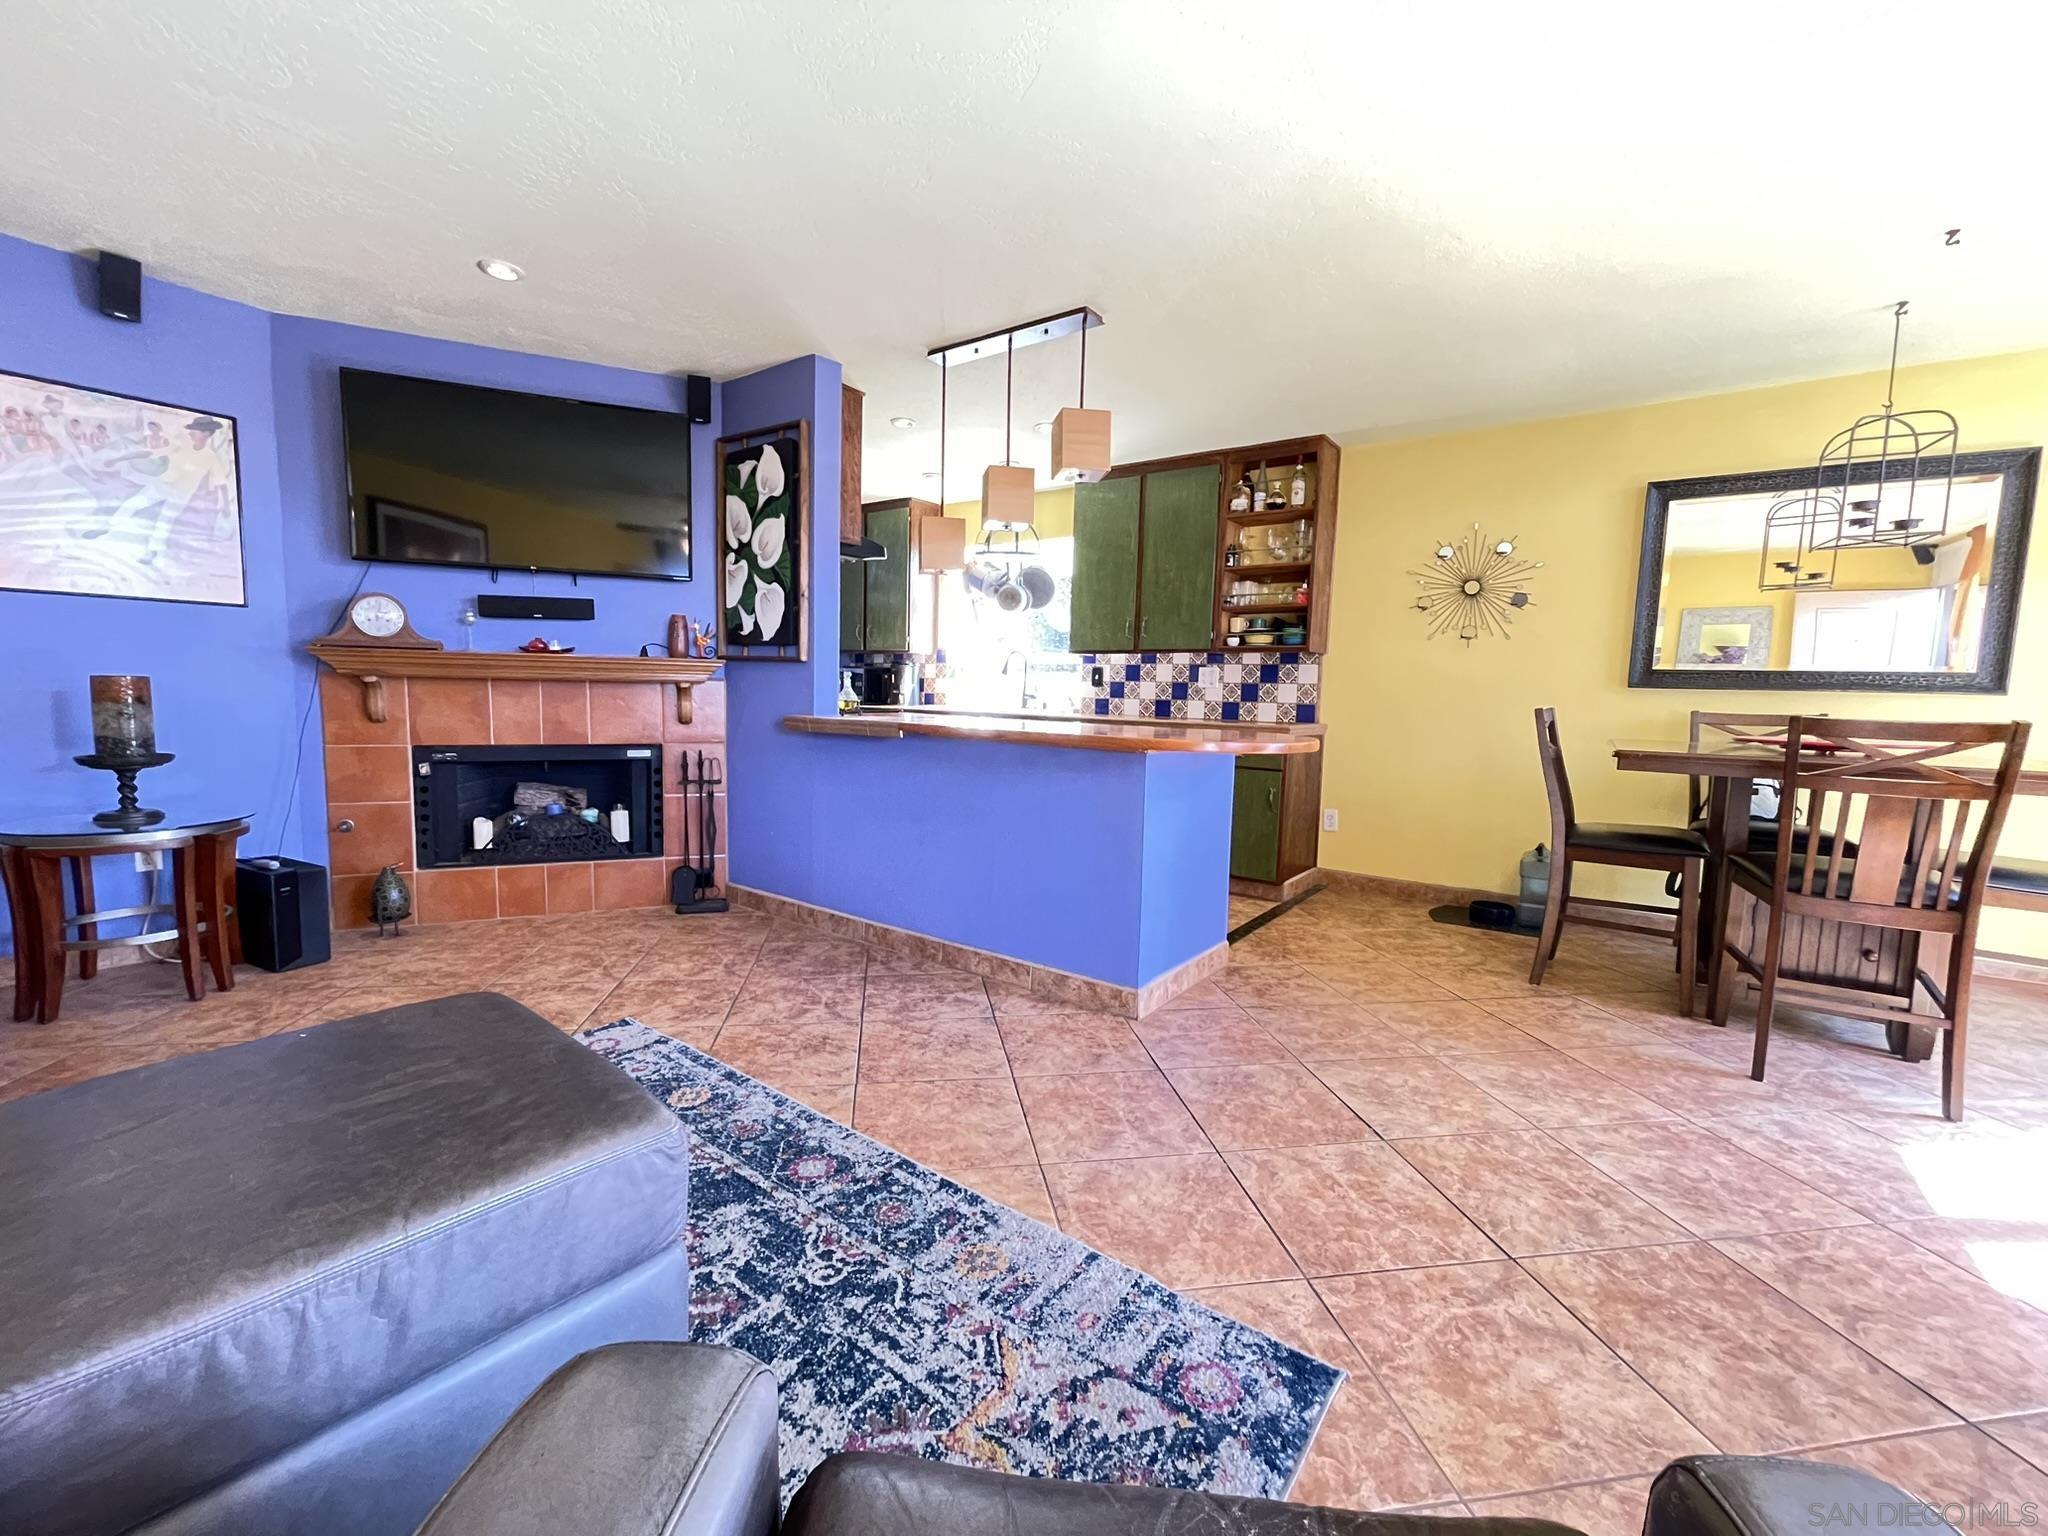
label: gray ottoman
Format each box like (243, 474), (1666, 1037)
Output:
(0, 992), (689, 1536)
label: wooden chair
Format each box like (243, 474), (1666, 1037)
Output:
(1707, 716), (2031, 1120)
(1530, 708), (1709, 1011)
(1988, 858), (2048, 913)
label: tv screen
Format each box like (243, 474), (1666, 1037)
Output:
(340, 368), (691, 581)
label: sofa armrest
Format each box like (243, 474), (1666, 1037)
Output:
(1649, 1456), (1957, 1536)
(414, 1342), (779, 1536)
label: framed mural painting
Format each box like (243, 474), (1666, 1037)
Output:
(716, 418), (810, 661)
(0, 369), (246, 606)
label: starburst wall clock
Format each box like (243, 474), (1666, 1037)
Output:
(1410, 525), (1542, 644)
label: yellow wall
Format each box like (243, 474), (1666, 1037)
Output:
(943, 486), (1077, 545)
(1318, 347), (2048, 960)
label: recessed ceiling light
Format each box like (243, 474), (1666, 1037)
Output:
(1032, 421), (1053, 435)
(476, 258), (524, 282)
(889, 416), (917, 429)
(920, 471), (941, 479)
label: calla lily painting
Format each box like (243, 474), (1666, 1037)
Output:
(717, 430), (804, 656)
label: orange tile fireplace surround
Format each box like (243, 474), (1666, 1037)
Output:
(317, 670), (726, 930)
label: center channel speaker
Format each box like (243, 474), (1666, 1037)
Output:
(475, 594), (597, 621)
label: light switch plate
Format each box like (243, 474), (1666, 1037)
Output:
(1322, 809), (1339, 831)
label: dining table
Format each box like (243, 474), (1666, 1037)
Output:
(1611, 738), (2048, 1062)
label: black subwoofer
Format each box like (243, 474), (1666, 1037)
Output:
(234, 856), (332, 972)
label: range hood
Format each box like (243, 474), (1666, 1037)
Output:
(840, 536), (885, 561)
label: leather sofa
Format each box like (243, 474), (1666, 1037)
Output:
(0, 993), (691, 1536)
(420, 1344), (1955, 1536)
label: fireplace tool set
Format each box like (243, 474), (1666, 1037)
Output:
(671, 750), (728, 915)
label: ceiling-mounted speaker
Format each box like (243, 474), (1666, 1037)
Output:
(97, 252), (142, 323)
(685, 374), (712, 424)
(1050, 407), (1111, 484)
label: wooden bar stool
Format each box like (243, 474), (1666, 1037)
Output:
(1530, 708), (1710, 1012)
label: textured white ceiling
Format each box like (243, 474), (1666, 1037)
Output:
(4, 1), (2044, 500)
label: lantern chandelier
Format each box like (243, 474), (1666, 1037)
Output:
(1758, 300), (1959, 593)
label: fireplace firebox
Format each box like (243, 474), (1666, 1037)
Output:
(412, 744), (662, 870)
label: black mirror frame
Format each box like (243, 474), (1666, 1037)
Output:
(1629, 447), (2040, 694)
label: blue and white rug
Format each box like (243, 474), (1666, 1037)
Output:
(578, 1020), (1343, 1503)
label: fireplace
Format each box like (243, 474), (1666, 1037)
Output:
(412, 744), (663, 870)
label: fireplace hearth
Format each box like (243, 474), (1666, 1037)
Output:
(413, 744), (662, 870)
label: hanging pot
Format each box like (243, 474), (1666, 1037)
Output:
(1017, 564), (1056, 610)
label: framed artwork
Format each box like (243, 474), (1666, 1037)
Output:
(1675, 604), (1775, 668)
(716, 419), (810, 661)
(0, 369), (245, 606)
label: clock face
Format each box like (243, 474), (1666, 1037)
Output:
(351, 594), (407, 639)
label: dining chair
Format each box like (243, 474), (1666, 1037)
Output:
(1706, 716), (2031, 1120)
(1988, 857), (2048, 913)
(1683, 711), (1857, 859)
(1530, 708), (1709, 1011)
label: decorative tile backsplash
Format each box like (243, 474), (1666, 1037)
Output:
(1081, 651), (1319, 724)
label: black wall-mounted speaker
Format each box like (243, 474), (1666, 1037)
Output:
(1911, 544), (1937, 566)
(97, 252), (142, 322)
(476, 593), (597, 621)
(685, 374), (712, 424)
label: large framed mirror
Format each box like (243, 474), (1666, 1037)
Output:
(1630, 448), (2039, 692)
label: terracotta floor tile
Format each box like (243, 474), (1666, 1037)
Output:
(1467, 1477), (1653, 1536)
(1168, 1063), (1375, 1150)
(780, 1081), (854, 1125)
(1809, 1425), (2048, 1512)
(1983, 1412), (2048, 1477)
(1478, 997), (1671, 1049)
(1131, 1008), (1294, 1067)
(1690, 1112), (1953, 1222)
(1886, 1218), (2048, 1312)
(1309, 1058), (1533, 1140)
(1567, 1042), (1812, 1120)
(1193, 1280), (1454, 1511)
(860, 973), (993, 1023)
(753, 935), (869, 976)
(857, 1016), (1011, 1082)
(1042, 1153), (1295, 1289)
(1148, 981), (1242, 1013)
(1299, 957), (1461, 1006)
(708, 1019), (860, 1089)
(1715, 1226), (2048, 1419)
(1249, 1003), (1425, 1062)
(1394, 1131), (1690, 1256)
(725, 973), (864, 1027)
(1365, 1002), (1551, 1058)
(1316, 1260), (1712, 1499)
(1226, 1143), (1500, 1276)
(1524, 1242), (1954, 1452)
(998, 1014), (1153, 1077)
(945, 1162), (1056, 1224)
(1445, 1052), (1681, 1129)
(1214, 967), (1351, 1010)
(853, 1076), (1035, 1167)
(593, 977), (735, 1044)
(1014, 1069), (1209, 1162)
(1553, 1120), (1866, 1238)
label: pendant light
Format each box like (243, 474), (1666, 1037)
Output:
(1809, 300), (1957, 552)
(982, 331), (1036, 525)
(1050, 319), (1112, 484)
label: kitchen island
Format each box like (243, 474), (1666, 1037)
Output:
(737, 711), (1320, 1013)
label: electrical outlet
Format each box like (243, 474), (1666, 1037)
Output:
(133, 850), (162, 872)
(1322, 809), (1339, 832)
(1090, 666), (1104, 688)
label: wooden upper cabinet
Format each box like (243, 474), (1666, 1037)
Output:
(1071, 477), (1142, 653)
(1138, 464), (1221, 651)
(840, 383), (864, 543)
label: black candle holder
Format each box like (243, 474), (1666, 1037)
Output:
(74, 751), (176, 830)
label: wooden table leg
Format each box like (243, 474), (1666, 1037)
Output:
(1695, 775), (1751, 1012)
(3, 847), (45, 1023)
(26, 852), (69, 1024)
(223, 835), (245, 968)
(69, 855), (99, 981)
(196, 831), (236, 992)
(171, 845), (205, 1002)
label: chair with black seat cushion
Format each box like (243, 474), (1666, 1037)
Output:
(1988, 855), (2048, 913)
(1684, 711), (1856, 860)
(1707, 716), (2031, 1120)
(1530, 707), (1710, 1011)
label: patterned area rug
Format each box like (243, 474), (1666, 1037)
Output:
(577, 1021), (1343, 1503)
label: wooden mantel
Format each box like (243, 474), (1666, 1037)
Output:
(308, 644), (723, 725)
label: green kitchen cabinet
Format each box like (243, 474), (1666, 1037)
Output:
(1137, 464), (1221, 651)
(1230, 760), (1283, 883)
(839, 550), (866, 651)
(861, 502), (913, 652)
(1070, 477), (1141, 652)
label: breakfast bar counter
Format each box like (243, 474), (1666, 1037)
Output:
(781, 711), (1320, 755)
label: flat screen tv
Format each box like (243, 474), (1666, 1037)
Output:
(339, 368), (691, 581)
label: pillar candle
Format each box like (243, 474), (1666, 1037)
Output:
(89, 674), (156, 758)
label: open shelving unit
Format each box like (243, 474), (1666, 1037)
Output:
(1214, 434), (1342, 654)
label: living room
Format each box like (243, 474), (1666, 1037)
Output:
(4, 5), (2048, 1534)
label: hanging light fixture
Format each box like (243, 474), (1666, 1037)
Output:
(981, 331), (1036, 526)
(1050, 317), (1111, 485)
(1755, 489), (1840, 593)
(1808, 300), (1958, 552)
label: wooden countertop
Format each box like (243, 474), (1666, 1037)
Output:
(783, 710), (1320, 755)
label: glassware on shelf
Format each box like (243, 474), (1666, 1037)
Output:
(1293, 519), (1313, 560)
(1229, 477), (1252, 514)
